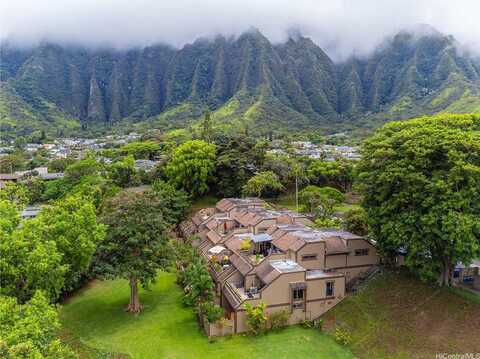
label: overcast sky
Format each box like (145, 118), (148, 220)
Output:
(2, 0), (480, 60)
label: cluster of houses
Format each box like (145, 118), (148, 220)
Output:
(267, 141), (361, 161)
(291, 141), (361, 161)
(0, 132), (142, 161)
(182, 198), (379, 335)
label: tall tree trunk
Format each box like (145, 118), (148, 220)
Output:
(126, 276), (143, 313)
(440, 258), (452, 287)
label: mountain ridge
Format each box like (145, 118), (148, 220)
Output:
(1, 28), (480, 137)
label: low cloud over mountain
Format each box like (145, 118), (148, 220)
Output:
(2, 0), (480, 60)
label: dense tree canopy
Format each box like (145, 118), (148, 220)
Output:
(299, 185), (344, 217)
(108, 155), (140, 188)
(307, 159), (354, 192)
(166, 140), (216, 197)
(35, 196), (106, 291)
(214, 136), (264, 197)
(0, 203), (66, 302)
(120, 141), (160, 160)
(0, 292), (75, 358)
(150, 181), (190, 225)
(242, 171), (284, 198)
(358, 114), (480, 285)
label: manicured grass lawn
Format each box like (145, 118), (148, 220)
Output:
(60, 272), (354, 359)
(268, 192), (298, 211)
(322, 270), (480, 359)
(188, 195), (220, 216)
(268, 191), (360, 215)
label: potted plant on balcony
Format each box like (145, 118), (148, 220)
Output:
(240, 237), (252, 252)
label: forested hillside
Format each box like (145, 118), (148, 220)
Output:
(2, 28), (480, 136)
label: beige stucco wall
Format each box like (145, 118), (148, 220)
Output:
(325, 254), (347, 268)
(296, 242), (325, 270)
(233, 274), (346, 333)
(346, 239), (379, 267)
(305, 276), (345, 320)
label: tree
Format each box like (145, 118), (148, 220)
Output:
(242, 171), (284, 198)
(200, 109), (214, 143)
(299, 185), (344, 218)
(109, 155), (140, 188)
(48, 157), (75, 173)
(343, 208), (368, 236)
(64, 158), (101, 185)
(166, 140), (216, 197)
(357, 114), (480, 286)
(0, 183), (28, 208)
(244, 302), (267, 335)
(150, 180), (190, 225)
(214, 136), (263, 197)
(0, 200), (21, 234)
(0, 291), (75, 358)
(0, 153), (27, 173)
(35, 195), (106, 291)
(23, 178), (46, 204)
(120, 141), (160, 160)
(95, 190), (173, 313)
(0, 203), (66, 302)
(307, 159), (354, 192)
(182, 257), (214, 307)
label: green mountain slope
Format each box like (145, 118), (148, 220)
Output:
(1, 28), (480, 136)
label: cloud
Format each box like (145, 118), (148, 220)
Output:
(2, 0), (480, 60)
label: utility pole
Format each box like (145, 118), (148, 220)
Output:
(295, 173), (299, 212)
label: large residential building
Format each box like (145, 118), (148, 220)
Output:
(184, 198), (379, 334)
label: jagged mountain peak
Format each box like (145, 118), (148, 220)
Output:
(2, 28), (480, 136)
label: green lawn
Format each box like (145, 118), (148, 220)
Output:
(60, 272), (354, 359)
(188, 195), (220, 216)
(268, 191), (360, 215)
(268, 192), (298, 211)
(323, 270), (480, 358)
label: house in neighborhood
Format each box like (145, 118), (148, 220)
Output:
(186, 198), (380, 334)
(453, 260), (480, 290)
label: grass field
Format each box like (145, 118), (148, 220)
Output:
(323, 270), (480, 359)
(59, 272), (354, 359)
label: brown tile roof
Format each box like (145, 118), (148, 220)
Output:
(324, 237), (349, 254)
(215, 198), (265, 213)
(255, 260), (281, 285)
(230, 253), (253, 275)
(191, 208), (215, 226)
(0, 173), (20, 180)
(206, 230), (223, 245)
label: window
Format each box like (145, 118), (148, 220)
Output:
(453, 269), (460, 279)
(301, 254), (317, 261)
(326, 282), (334, 297)
(292, 288), (304, 301)
(355, 248), (369, 256)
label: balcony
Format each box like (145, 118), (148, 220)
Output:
(223, 281), (260, 309)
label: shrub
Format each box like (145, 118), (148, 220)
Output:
(316, 319), (324, 331)
(334, 327), (352, 345)
(268, 310), (289, 330)
(244, 302), (267, 335)
(199, 301), (225, 323)
(300, 319), (315, 328)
